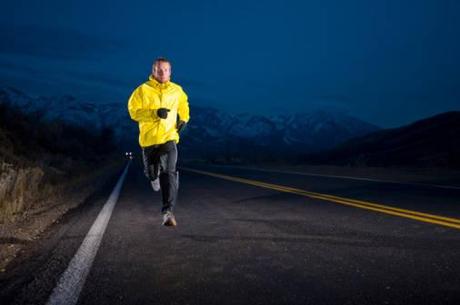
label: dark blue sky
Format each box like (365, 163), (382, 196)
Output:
(1, 0), (459, 127)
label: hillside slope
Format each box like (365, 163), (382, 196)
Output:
(304, 111), (460, 168)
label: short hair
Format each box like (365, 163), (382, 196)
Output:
(153, 57), (171, 67)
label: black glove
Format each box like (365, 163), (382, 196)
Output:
(176, 120), (187, 134)
(157, 108), (170, 119)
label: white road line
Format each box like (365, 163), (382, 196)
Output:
(46, 161), (131, 305)
(209, 165), (460, 190)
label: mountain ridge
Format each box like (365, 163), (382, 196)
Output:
(304, 111), (460, 168)
(0, 86), (380, 162)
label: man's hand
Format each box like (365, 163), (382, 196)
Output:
(157, 108), (170, 119)
(176, 120), (187, 133)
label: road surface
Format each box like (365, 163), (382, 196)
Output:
(1, 159), (459, 305)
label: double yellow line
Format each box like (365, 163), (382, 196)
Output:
(182, 167), (460, 230)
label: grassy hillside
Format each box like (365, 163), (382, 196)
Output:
(0, 100), (120, 222)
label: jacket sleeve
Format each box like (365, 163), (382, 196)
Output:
(127, 86), (155, 122)
(177, 88), (190, 123)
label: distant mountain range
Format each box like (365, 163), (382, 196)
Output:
(180, 106), (380, 162)
(304, 111), (460, 168)
(0, 87), (135, 148)
(0, 86), (380, 162)
(2, 86), (458, 168)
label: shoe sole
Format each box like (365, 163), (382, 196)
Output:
(162, 220), (177, 227)
(162, 217), (177, 227)
(151, 180), (161, 192)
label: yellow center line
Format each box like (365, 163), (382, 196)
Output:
(181, 167), (460, 230)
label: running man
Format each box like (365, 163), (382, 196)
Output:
(128, 57), (190, 227)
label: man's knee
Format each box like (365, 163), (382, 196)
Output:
(160, 169), (177, 178)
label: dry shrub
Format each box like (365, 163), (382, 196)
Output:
(0, 162), (44, 222)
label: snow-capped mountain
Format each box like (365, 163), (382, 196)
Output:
(0, 87), (136, 147)
(0, 87), (380, 162)
(181, 105), (380, 161)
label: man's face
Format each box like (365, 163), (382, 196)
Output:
(152, 61), (171, 83)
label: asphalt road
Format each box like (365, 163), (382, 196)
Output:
(1, 159), (460, 305)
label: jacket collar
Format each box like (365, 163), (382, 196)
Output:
(148, 75), (170, 89)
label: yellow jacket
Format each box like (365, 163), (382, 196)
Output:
(127, 75), (190, 147)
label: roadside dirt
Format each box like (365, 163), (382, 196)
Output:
(0, 161), (124, 271)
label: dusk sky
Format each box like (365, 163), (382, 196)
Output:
(1, 0), (459, 127)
